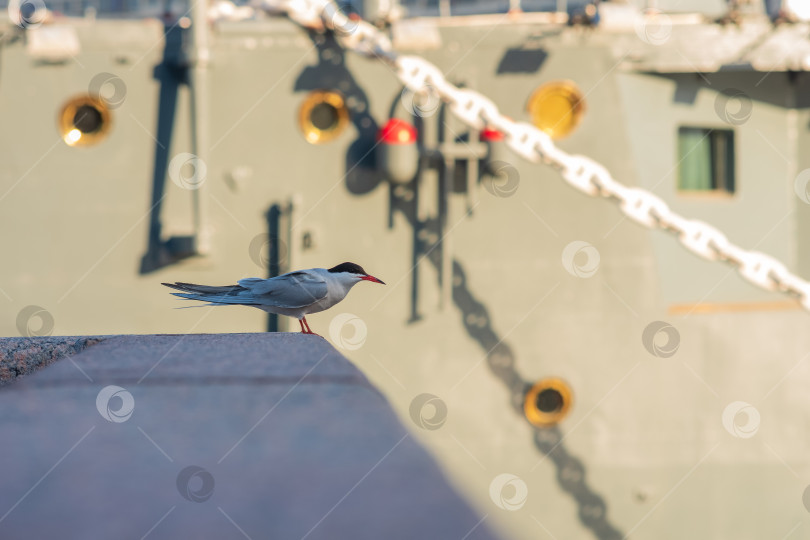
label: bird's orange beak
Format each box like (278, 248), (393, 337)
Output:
(361, 274), (385, 284)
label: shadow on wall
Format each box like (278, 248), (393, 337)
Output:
(295, 30), (385, 196)
(453, 260), (625, 540)
(140, 20), (195, 275)
(382, 113), (625, 538)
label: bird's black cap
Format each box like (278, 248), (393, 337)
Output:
(328, 262), (368, 275)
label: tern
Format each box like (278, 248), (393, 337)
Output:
(162, 262), (385, 335)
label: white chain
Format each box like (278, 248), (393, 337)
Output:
(264, 0), (810, 313)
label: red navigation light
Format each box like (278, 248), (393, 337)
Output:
(480, 127), (504, 142)
(378, 119), (417, 144)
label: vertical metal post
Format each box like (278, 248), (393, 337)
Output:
(440, 154), (453, 310)
(466, 134), (478, 215)
(265, 203), (293, 333)
(189, 0), (211, 254)
(418, 112), (438, 223)
(409, 164), (422, 323)
(411, 111), (437, 323)
(437, 106), (457, 311)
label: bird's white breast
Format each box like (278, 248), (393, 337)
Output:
(304, 270), (355, 314)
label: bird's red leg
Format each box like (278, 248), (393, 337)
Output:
(298, 319), (307, 333)
(302, 317), (320, 336)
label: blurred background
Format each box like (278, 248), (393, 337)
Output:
(2, 0), (810, 538)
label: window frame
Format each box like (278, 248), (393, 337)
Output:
(676, 126), (737, 198)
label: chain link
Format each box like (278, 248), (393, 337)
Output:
(619, 189), (671, 229)
(265, 0), (810, 313)
(561, 156), (607, 196)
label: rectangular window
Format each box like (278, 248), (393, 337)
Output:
(677, 127), (735, 194)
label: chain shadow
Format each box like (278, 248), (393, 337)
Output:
(389, 185), (624, 540)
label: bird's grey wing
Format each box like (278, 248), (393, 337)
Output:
(237, 272), (328, 308)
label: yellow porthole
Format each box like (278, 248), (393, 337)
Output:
(58, 95), (112, 147)
(526, 80), (585, 139)
(524, 377), (573, 427)
(298, 90), (350, 144)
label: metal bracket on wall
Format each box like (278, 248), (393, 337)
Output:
(384, 91), (495, 320)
